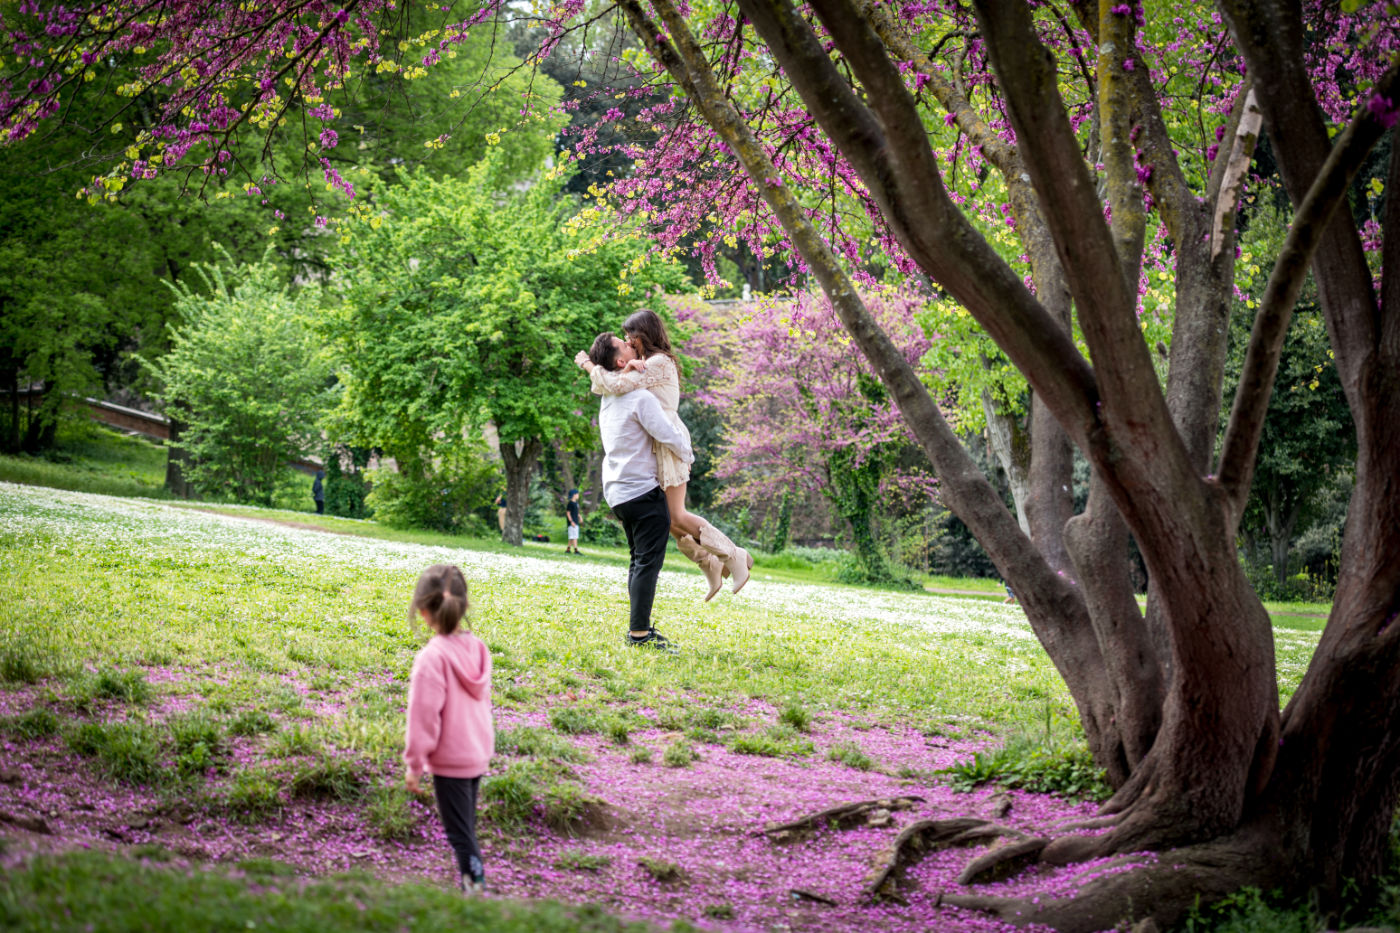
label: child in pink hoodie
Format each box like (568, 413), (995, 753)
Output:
(403, 564), (494, 894)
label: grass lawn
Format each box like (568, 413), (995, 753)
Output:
(0, 480), (1342, 932)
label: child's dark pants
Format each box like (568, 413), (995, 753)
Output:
(433, 774), (484, 883)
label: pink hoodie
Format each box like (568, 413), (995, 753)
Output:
(403, 632), (494, 779)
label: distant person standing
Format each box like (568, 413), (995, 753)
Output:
(565, 489), (581, 554)
(312, 470), (325, 515)
(494, 493), (506, 535)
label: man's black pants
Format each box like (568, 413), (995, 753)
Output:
(611, 486), (671, 634)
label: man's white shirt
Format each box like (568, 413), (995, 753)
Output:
(598, 389), (693, 508)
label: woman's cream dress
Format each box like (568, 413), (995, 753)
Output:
(590, 354), (692, 488)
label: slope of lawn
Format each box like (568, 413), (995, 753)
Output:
(0, 482), (1332, 932)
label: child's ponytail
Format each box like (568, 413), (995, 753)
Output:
(409, 564), (470, 634)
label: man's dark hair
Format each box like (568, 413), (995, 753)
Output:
(589, 332), (620, 371)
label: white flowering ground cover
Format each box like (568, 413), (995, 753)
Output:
(0, 482), (1321, 932)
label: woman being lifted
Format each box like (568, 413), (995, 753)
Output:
(575, 308), (751, 600)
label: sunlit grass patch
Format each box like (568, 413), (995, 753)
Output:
(0, 849), (654, 933)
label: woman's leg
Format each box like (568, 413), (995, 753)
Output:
(664, 483), (703, 539)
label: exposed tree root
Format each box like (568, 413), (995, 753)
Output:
(941, 831), (1279, 933)
(757, 796), (925, 841)
(864, 817), (1031, 896)
(957, 836), (1050, 884)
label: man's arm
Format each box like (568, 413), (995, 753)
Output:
(632, 393), (694, 463)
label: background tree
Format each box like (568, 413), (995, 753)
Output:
(325, 155), (688, 545)
(694, 289), (933, 584)
(147, 254), (330, 506)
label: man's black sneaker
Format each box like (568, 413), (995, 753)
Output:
(626, 629), (676, 653)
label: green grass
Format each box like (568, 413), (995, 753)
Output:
(0, 850), (656, 933)
(0, 422), (170, 498)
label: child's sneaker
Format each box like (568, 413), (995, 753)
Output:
(460, 874), (487, 896)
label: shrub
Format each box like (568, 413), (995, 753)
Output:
(661, 739), (696, 768)
(778, 702), (812, 732)
(288, 753), (365, 802)
(629, 746), (653, 764)
(363, 441), (498, 535)
(367, 786), (420, 841)
(580, 516), (626, 547)
(67, 720), (165, 786)
(2, 707), (61, 739)
(554, 849), (612, 871)
(227, 709), (277, 737)
(637, 857), (682, 882)
(827, 741), (874, 771)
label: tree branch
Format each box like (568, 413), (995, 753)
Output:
(1216, 0), (1381, 397)
(735, 0), (1103, 449)
(1095, 0), (1146, 292)
(969, 0), (1190, 486)
(1208, 85), (1264, 262)
(1216, 71), (1397, 514)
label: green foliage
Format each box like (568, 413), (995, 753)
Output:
(288, 753), (366, 802)
(777, 702), (812, 732)
(363, 439), (498, 534)
(217, 768), (284, 823)
(0, 635), (56, 685)
(495, 726), (590, 763)
(826, 741), (875, 771)
(940, 729), (1111, 801)
(75, 667), (153, 706)
(482, 759), (598, 832)
(366, 786), (421, 841)
(0, 850), (654, 933)
(66, 720), (166, 786)
(1, 707), (61, 740)
(169, 710), (228, 777)
(147, 253), (331, 506)
(227, 709), (277, 738)
(637, 856), (682, 883)
(727, 724), (815, 759)
(661, 739), (697, 768)
(1224, 203), (1355, 593)
(553, 849), (613, 872)
(324, 156), (689, 501)
(628, 745), (653, 764)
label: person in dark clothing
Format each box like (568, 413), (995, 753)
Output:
(565, 489), (581, 553)
(313, 470), (325, 515)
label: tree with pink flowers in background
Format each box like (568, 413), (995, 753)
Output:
(690, 289), (935, 586)
(4, 0), (1400, 927)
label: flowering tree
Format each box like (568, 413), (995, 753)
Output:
(694, 289), (934, 583)
(6, 0), (1400, 927)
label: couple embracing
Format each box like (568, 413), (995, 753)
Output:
(574, 309), (752, 651)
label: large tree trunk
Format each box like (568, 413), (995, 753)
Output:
(615, 0), (1398, 926)
(498, 437), (542, 546)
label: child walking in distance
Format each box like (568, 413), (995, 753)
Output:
(403, 564), (493, 894)
(565, 488), (581, 554)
